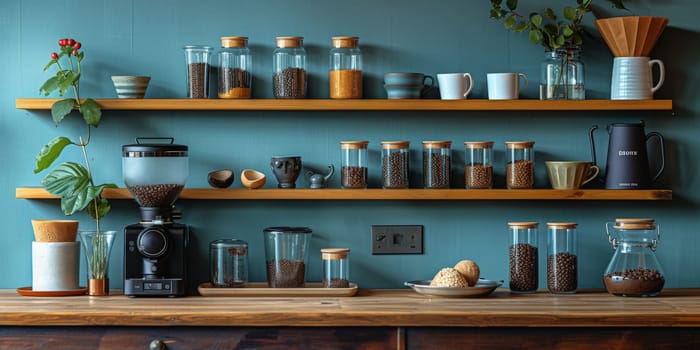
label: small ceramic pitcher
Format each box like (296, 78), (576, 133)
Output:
(611, 57), (665, 100)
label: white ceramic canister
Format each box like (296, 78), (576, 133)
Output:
(32, 241), (80, 291)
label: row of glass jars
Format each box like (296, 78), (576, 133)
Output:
(184, 35), (361, 99)
(340, 140), (535, 189)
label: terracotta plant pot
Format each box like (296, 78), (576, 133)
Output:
(31, 219), (79, 242)
(595, 16), (669, 57)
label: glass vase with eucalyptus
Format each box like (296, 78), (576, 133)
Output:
(540, 47), (585, 100)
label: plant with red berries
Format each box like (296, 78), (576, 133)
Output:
(35, 38), (116, 279)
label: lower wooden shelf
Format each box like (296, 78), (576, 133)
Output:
(15, 187), (672, 200)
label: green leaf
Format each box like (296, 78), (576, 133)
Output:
(79, 98), (102, 127)
(572, 33), (583, 46)
(490, 0), (503, 7)
(506, 0), (517, 11)
(56, 71), (79, 96)
(39, 76), (59, 96)
(562, 24), (574, 37)
(51, 98), (75, 125)
(86, 187), (116, 219)
(43, 59), (58, 71)
(545, 8), (556, 20)
(514, 22), (529, 32)
(34, 136), (74, 174)
(504, 15), (517, 29)
(41, 162), (91, 215)
(490, 8), (503, 19)
(555, 35), (566, 48)
(563, 7), (577, 21)
(529, 29), (543, 45)
(531, 14), (543, 28)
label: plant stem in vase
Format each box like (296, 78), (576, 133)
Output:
(79, 230), (116, 296)
(539, 47), (585, 100)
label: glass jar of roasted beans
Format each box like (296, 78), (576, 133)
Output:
(464, 141), (494, 189)
(604, 218), (665, 297)
(321, 248), (350, 288)
(184, 45), (213, 98)
(381, 141), (409, 189)
(329, 36), (362, 99)
(423, 141), (451, 188)
(546, 222), (578, 294)
(340, 140), (368, 188)
(505, 141), (535, 189)
(272, 36), (307, 99)
(508, 221), (539, 293)
(217, 36), (252, 99)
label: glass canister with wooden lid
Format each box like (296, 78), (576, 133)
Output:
(547, 222), (578, 294)
(321, 248), (350, 288)
(329, 36), (362, 99)
(423, 141), (452, 188)
(217, 36), (252, 99)
(508, 221), (539, 293)
(340, 141), (369, 188)
(505, 141), (535, 189)
(464, 141), (494, 189)
(273, 36), (307, 99)
(381, 141), (410, 189)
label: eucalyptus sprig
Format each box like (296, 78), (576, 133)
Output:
(489, 0), (627, 51)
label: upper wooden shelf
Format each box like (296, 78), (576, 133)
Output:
(16, 187), (672, 201)
(16, 98), (673, 111)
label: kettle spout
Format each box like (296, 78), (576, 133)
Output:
(323, 164), (335, 182)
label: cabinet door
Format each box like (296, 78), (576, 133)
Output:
(0, 326), (398, 350)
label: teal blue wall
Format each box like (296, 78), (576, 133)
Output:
(1, 0), (698, 291)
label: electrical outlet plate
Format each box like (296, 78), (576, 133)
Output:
(371, 225), (423, 254)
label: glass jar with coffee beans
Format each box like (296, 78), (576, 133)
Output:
(381, 141), (410, 189)
(329, 36), (362, 99)
(546, 222), (578, 294)
(340, 140), (368, 188)
(505, 141), (535, 189)
(184, 45), (213, 98)
(508, 221), (539, 293)
(464, 141), (494, 189)
(209, 239), (249, 288)
(423, 141), (451, 188)
(217, 36), (252, 99)
(272, 36), (307, 99)
(603, 218), (665, 297)
(321, 248), (350, 288)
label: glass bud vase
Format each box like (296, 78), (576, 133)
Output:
(79, 230), (117, 296)
(539, 47), (585, 100)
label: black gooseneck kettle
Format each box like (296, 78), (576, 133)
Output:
(590, 121), (665, 189)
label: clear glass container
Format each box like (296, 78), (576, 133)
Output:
(340, 140), (369, 189)
(183, 45), (213, 98)
(321, 248), (350, 288)
(540, 47), (585, 100)
(122, 137), (189, 208)
(209, 239), (248, 288)
(217, 36), (251, 99)
(272, 36), (307, 99)
(508, 221), (539, 293)
(263, 227), (312, 288)
(604, 218), (665, 297)
(547, 222), (578, 294)
(505, 141), (535, 189)
(464, 141), (494, 189)
(423, 141), (452, 188)
(381, 141), (409, 189)
(329, 36), (362, 99)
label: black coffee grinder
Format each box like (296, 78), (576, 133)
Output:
(122, 138), (189, 297)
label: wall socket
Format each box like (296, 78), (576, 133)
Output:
(371, 225), (423, 254)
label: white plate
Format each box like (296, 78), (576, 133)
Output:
(404, 278), (503, 298)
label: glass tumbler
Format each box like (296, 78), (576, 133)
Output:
(263, 227), (312, 288)
(209, 239), (248, 288)
(184, 45), (213, 98)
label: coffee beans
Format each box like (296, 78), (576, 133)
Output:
(329, 69), (362, 99)
(322, 278), (350, 288)
(342, 166), (367, 188)
(273, 67), (307, 98)
(603, 268), (665, 296)
(465, 163), (493, 189)
(187, 62), (208, 98)
(506, 160), (534, 189)
(423, 154), (450, 188)
(509, 243), (538, 292)
(128, 184), (184, 207)
(382, 152), (408, 188)
(266, 259), (305, 288)
(547, 252), (577, 293)
(218, 67), (251, 98)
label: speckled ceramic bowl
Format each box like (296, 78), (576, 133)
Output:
(111, 75), (150, 99)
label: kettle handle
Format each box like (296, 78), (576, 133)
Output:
(646, 131), (665, 183)
(589, 125), (599, 166)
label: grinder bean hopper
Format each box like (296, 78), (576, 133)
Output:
(122, 137), (190, 297)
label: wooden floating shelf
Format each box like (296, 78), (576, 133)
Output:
(16, 98), (673, 111)
(16, 187), (672, 201)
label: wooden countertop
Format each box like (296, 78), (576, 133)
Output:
(1, 289), (699, 327)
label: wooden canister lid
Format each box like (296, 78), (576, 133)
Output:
(332, 36), (359, 48)
(221, 36), (248, 48)
(422, 141), (452, 149)
(505, 141), (535, 149)
(381, 141), (410, 149)
(546, 222), (578, 229)
(276, 36), (303, 48)
(508, 222), (539, 229)
(614, 218), (655, 230)
(464, 141), (494, 149)
(340, 141), (369, 149)
(321, 248), (350, 260)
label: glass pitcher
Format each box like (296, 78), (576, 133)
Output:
(603, 218), (665, 297)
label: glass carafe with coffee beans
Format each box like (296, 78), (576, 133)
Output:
(603, 218), (665, 297)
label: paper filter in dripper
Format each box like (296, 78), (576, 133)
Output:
(595, 16), (669, 57)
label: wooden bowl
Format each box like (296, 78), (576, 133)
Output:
(208, 169), (235, 188)
(241, 169), (266, 189)
(31, 219), (79, 242)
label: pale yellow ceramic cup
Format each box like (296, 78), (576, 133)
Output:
(545, 161), (600, 190)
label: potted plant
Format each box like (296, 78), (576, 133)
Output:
(488, 0), (627, 99)
(35, 37), (118, 296)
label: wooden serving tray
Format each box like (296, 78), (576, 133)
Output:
(197, 282), (358, 297)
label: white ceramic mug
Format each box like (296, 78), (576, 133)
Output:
(32, 241), (80, 291)
(437, 73), (474, 100)
(487, 73), (528, 100)
(611, 57), (665, 100)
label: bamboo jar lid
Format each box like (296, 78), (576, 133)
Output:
(614, 218), (656, 230)
(321, 248), (350, 260)
(221, 36), (248, 48)
(332, 36), (359, 48)
(381, 141), (409, 149)
(464, 141), (494, 149)
(340, 140), (369, 149)
(422, 141), (451, 149)
(276, 36), (303, 48)
(508, 222), (539, 229)
(505, 141), (535, 149)
(546, 222), (578, 229)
